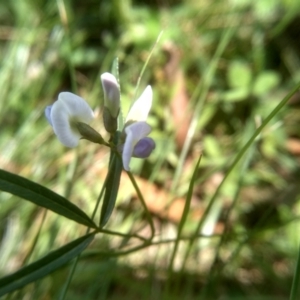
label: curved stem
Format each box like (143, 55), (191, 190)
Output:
(127, 171), (155, 240)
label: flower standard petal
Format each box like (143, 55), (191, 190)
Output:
(58, 92), (94, 123)
(50, 92), (94, 148)
(122, 121), (152, 171)
(125, 86), (152, 123)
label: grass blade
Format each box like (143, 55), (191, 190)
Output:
(165, 155), (202, 296)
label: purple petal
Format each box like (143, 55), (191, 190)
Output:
(133, 137), (155, 158)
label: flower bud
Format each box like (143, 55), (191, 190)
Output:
(75, 122), (106, 145)
(101, 72), (120, 119)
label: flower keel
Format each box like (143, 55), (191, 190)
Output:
(133, 137), (156, 158)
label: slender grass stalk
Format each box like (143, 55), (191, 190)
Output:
(127, 171), (155, 240)
(133, 31), (163, 101)
(22, 209), (48, 265)
(165, 155), (202, 295)
(56, 0), (77, 93)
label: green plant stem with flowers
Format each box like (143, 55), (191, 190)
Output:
(0, 66), (157, 297)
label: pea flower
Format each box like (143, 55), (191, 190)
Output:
(122, 121), (155, 171)
(121, 85), (156, 171)
(45, 92), (97, 147)
(46, 74), (155, 171)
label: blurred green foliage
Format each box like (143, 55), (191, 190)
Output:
(1, 0), (300, 299)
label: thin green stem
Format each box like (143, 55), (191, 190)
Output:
(133, 31), (163, 101)
(82, 233), (220, 260)
(22, 209), (48, 265)
(165, 156), (202, 296)
(127, 171), (155, 240)
(56, 0), (77, 93)
(169, 158), (201, 266)
(97, 228), (147, 242)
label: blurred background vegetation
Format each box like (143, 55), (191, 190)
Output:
(1, 0), (300, 299)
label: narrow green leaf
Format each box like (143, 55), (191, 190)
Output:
(100, 153), (122, 227)
(0, 169), (97, 228)
(178, 155), (202, 234)
(0, 232), (95, 296)
(168, 155), (202, 270)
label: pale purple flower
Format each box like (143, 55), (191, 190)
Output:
(122, 86), (155, 171)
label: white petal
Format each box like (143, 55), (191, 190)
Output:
(122, 129), (134, 171)
(101, 73), (120, 118)
(50, 92), (94, 148)
(58, 92), (94, 123)
(125, 121), (152, 141)
(125, 86), (152, 123)
(122, 121), (152, 171)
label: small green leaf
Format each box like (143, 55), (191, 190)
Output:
(222, 88), (249, 102)
(227, 61), (252, 89)
(0, 169), (97, 228)
(0, 232), (95, 296)
(253, 71), (280, 96)
(100, 153), (123, 227)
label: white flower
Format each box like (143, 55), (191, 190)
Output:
(122, 85), (155, 171)
(45, 92), (94, 147)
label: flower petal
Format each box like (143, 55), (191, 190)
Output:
(101, 72), (120, 118)
(50, 92), (94, 148)
(122, 121), (152, 171)
(125, 86), (152, 123)
(133, 137), (155, 158)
